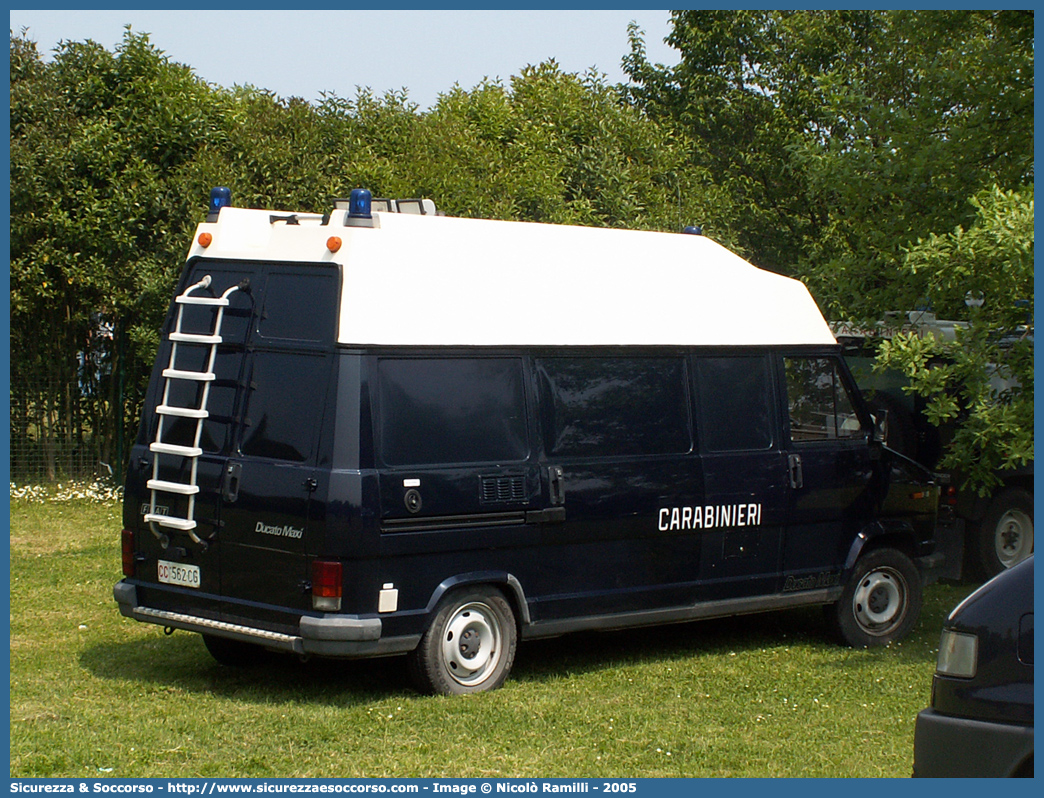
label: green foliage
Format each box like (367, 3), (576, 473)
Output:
(794, 12), (1033, 320)
(876, 186), (1033, 494)
(901, 186), (1034, 326)
(10, 30), (229, 474)
(10, 15), (1034, 491)
(625, 11), (1033, 492)
(624, 10), (1033, 298)
(404, 63), (724, 238)
(624, 12), (820, 270)
(9, 30), (717, 477)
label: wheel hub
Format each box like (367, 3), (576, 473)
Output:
(853, 568), (904, 631)
(442, 603), (501, 686)
(995, 509), (1033, 568)
(458, 628), (482, 659)
(867, 585), (891, 616)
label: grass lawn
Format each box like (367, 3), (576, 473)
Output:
(9, 494), (971, 779)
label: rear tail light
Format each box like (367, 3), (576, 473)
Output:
(312, 560), (343, 611)
(121, 529), (135, 577)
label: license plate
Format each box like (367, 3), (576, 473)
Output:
(158, 559), (201, 589)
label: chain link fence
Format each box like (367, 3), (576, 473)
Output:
(9, 375), (116, 484)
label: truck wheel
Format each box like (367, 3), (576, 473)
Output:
(409, 587), (517, 695)
(974, 488), (1034, 579)
(829, 548), (921, 648)
(202, 633), (266, 667)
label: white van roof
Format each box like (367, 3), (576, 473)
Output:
(191, 205), (837, 348)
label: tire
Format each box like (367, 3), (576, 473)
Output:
(202, 633), (268, 667)
(828, 548), (922, 648)
(409, 587), (517, 695)
(972, 488), (1034, 580)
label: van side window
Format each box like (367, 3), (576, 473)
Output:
(377, 358), (529, 466)
(695, 356), (774, 451)
(536, 357), (690, 458)
(785, 357), (863, 442)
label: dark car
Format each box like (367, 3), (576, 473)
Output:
(913, 555), (1034, 777)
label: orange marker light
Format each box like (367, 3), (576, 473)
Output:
(198, 232), (213, 248)
(327, 236), (343, 253)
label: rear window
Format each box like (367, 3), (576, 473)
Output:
(377, 358), (529, 466)
(241, 352), (329, 461)
(258, 270), (338, 342)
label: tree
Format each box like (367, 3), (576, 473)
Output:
(623, 10), (880, 272)
(623, 10), (1033, 493)
(623, 10), (1033, 304)
(10, 29), (228, 476)
(10, 31), (732, 480)
(876, 186), (1033, 493)
(790, 11), (1033, 321)
(381, 62), (736, 242)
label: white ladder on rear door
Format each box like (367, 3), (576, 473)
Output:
(146, 275), (242, 543)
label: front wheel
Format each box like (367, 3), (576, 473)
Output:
(828, 548), (921, 648)
(409, 587), (517, 695)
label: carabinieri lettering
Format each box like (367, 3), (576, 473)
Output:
(658, 503), (762, 532)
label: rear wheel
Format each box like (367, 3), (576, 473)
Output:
(972, 488), (1033, 579)
(829, 548), (921, 648)
(202, 634), (268, 667)
(409, 587), (517, 695)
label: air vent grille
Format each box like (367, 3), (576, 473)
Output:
(481, 475), (526, 505)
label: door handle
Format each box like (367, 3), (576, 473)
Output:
(548, 466), (565, 506)
(222, 461), (242, 503)
(788, 454), (803, 489)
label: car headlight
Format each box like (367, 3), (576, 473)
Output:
(937, 629), (978, 678)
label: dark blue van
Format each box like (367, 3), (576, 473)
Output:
(913, 555), (1034, 777)
(114, 190), (943, 694)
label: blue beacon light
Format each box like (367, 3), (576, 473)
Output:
(208, 187), (232, 222)
(348, 188), (373, 219)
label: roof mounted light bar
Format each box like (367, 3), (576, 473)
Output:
(332, 192), (438, 216)
(373, 198), (438, 215)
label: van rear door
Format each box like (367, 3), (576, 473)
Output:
(215, 265), (339, 612)
(129, 262), (256, 603)
(133, 261), (339, 618)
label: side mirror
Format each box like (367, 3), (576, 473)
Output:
(871, 408), (889, 445)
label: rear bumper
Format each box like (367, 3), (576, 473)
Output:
(913, 707), (1034, 777)
(113, 581), (418, 657)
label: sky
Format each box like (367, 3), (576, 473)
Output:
(8, 9), (681, 110)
